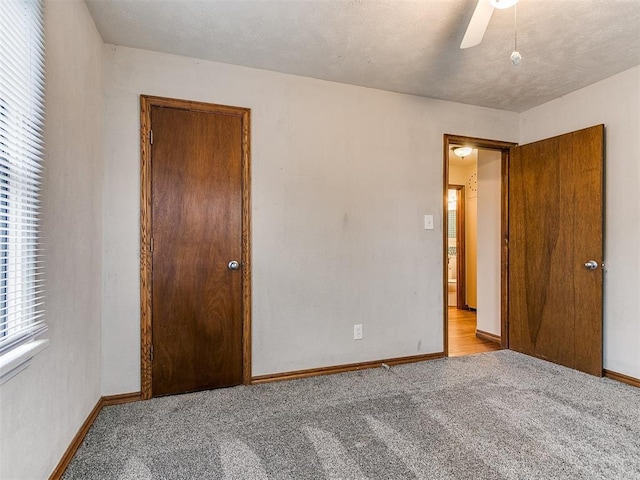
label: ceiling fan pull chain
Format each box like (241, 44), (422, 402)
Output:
(514, 3), (518, 52)
(510, 3), (522, 66)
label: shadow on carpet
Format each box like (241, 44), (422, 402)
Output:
(63, 350), (640, 479)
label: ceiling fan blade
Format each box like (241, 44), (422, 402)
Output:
(460, 0), (495, 49)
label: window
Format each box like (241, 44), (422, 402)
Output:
(0, 0), (47, 384)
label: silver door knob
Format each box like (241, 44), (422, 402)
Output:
(584, 260), (599, 270)
(228, 260), (240, 271)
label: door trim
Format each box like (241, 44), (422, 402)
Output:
(139, 95), (252, 400)
(443, 135), (517, 355)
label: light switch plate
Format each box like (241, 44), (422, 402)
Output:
(424, 214), (434, 230)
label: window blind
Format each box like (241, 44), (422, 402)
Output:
(0, 0), (46, 357)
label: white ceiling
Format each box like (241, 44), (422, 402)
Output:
(85, 0), (640, 112)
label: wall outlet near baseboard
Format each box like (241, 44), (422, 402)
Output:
(354, 324), (363, 340)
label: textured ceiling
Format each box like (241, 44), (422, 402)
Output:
(85, 0), (640, 112)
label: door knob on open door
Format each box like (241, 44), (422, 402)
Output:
(584, 260), (599, 270)
(228, 260), (240, 271)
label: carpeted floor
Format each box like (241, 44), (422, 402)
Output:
(63, 351), (640, 479)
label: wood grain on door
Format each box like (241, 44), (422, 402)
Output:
(508, 125), (604, 376)
(151, 105), (244, 395)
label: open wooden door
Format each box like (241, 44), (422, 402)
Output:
(508, 125), (604, 376)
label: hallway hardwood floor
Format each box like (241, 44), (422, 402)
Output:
(448, 307), (501, 357)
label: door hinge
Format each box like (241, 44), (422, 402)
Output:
(150, 238), (154, 252)
(150, 345), (154, 361)
(149, 130), (154, 145)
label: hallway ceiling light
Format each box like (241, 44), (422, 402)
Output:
(453, 147), (473, 158)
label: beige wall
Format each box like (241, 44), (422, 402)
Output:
(0, 1), (104, 478)
(476, 149), (502, 335)
(465, 163), (478, 309)
(101, 45), (519, 393)
(449, 163), (468, 186)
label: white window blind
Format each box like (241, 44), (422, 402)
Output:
(0, 0), (46, 364)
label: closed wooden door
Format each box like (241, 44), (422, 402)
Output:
(150, 102), (246, 396)
(508, 125), (604, 376)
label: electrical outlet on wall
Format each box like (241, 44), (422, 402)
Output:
(354, 324), (363, 340)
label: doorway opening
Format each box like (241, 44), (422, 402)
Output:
(447, 184), (466, 310)
(443, 135), (516, 357)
